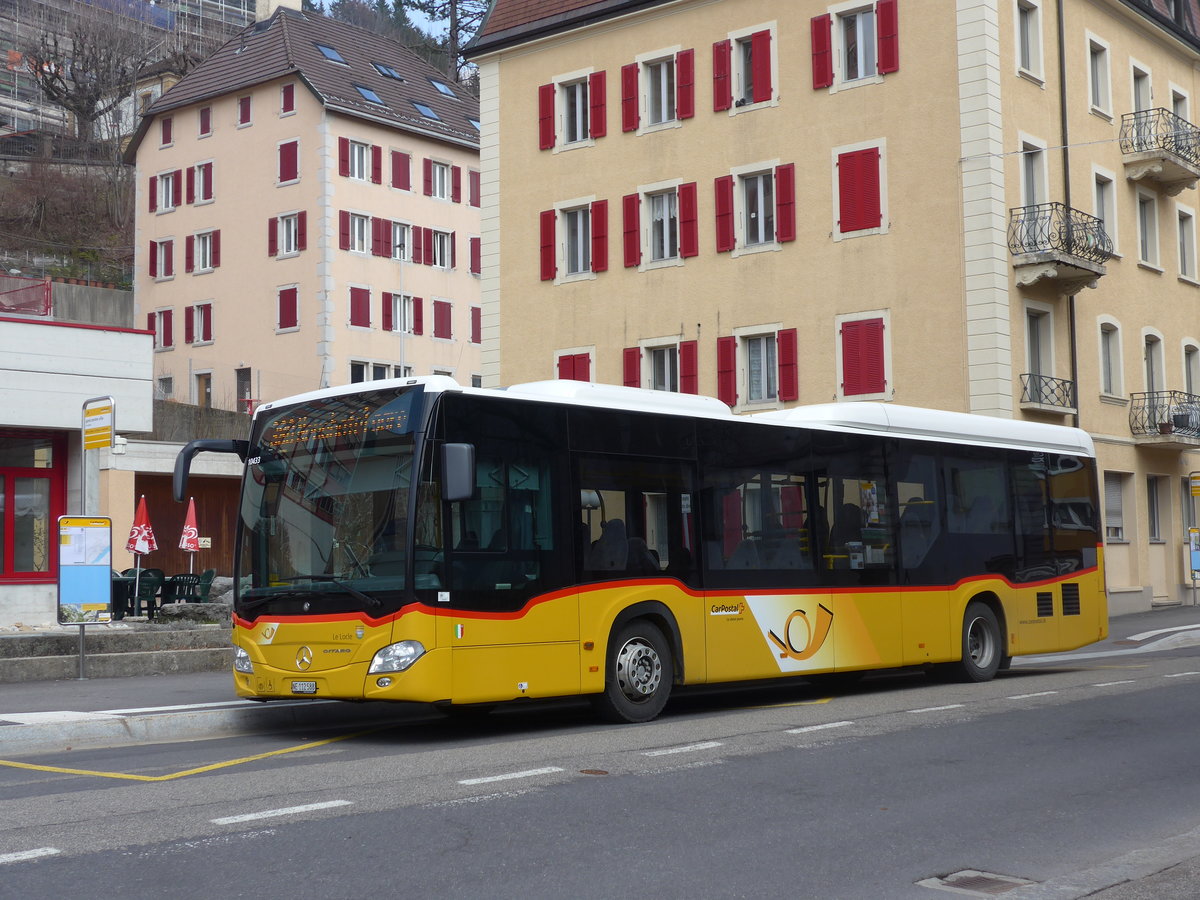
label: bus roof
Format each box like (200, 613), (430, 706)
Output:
(254, 377), (1094, 458)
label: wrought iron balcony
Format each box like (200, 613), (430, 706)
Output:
(1020, 373), (1076, 413)
(1008, 202), (1112, 293)
(1129, 390), (1200, 447)
(1120, 107), (1200, 195)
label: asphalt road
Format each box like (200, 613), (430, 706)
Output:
(2, 623), (1200, 899)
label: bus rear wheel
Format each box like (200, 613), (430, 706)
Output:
(953, 601), (1002, 682)
(593, 620), (673, 724)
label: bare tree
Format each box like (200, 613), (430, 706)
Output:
(404, 0), (488, 83)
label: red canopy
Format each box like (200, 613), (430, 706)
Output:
(179, 497), (200, 552)
(125, 495), (158, 556)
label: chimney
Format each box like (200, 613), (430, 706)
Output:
(256, 0), (302, 19)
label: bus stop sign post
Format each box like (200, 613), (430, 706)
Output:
(57, 516), (113, 679)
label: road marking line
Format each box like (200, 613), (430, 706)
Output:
(1093, 680), (1137, 687)
(0, 726), (385, 782)
(908, 704), (965, 714)
(1006, 691), (1057, 700)
(0, 848), (60, 865)
(1164, 671), (1200, 678)
(786, 720), (854, 735)
(643, 741), (722, 757)
(1126, 624), (1200, 642)
(212, 800), (351, 825)
(458, 767), (563, 786)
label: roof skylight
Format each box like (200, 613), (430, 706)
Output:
(355, 84), (384, 104)
(315, 43), (346, 63)
(412, 101), (440, 120)
(373, 62), (404, 80)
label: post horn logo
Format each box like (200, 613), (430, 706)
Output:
(295, 646), (313, 670)
(767, 605), (834, 661)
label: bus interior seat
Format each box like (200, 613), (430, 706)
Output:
(626, 537), (661, 574)
(829, 503), (863, 547)
(586, 518), (628, 570)
(727, 539), (760, 569)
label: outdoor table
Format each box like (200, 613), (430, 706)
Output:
(110, 574), (135, 620)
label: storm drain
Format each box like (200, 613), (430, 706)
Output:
(916, 870), (1037, 896)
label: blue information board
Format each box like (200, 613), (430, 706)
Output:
(57, 516), (113, 624)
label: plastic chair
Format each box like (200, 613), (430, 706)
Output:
(132, 569), (164, 617)
(197, 569), (217, 601)
(162, 573), (202, 604)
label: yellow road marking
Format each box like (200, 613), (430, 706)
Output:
(744, 697), (834, 710)
(0, 726), (385, 782)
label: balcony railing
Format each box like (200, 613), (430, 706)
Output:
(1129, 390), (1200, 438)
(1119, 107), (1200, 168)
(1020, 373), (1076, 410)
(1007, 202), (1113, 265)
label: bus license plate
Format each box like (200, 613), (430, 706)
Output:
(291, 681), (317, 694)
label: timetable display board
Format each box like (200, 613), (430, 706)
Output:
(58, 516), (113, 624)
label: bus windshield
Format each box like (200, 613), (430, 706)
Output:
(237, 385), (425, 616)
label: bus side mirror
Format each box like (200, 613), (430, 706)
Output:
(173, 439), (249, 502)
(443, 443), (476, 502)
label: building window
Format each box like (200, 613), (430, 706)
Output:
(355, 84), (384, 105)
(565, 206), (591, 275)
(0, 434), (63, 579)
(189, 230), (219, 272)
(1132, 65), (1152, 112)
(429, 161), (449, 199)
(277, 286), (298, 331)
(156, 376), (173, 399)
(1026, 307), (1050, 377)
(1104, 473), (1125, 540)
(745, 334), (777, 403)
(840, 6), (877, 82)
(385, 292), (414, 333)
(743, 172), (775, 246)
(431, 230), (452, 268)
(734, 30), (771, 106)
(563, 79), (589, 144)
(281, 83), (295, 114)
(237, 95), (251, 126)
(650, 345), (679, 392)
(149, 308), (173, 349)
(649, 190), (678, 261)
(838, 314), (888, 397)
(150, 239), (174, 279)
(1100, 321), (1121, 396)
(1147, 476), (1162, 541)
(186, 301), (213, 344)
(349, 286), (370, 327)
(1017, 0), (1042, 78)
(374, 61), (403, 80)
(1179, 207), (1196, 279)
(157, 172), (177, 211)
(836, 145), (884, 235)
(350, 213), (369, 253)
(280, 213), (301, 256)
(392, 222), (410, 261)
(348, 140), (369, 180)
(160, 116), (173, 146)
(646, 57), (676, 125)
(413, 101), (439, 120)
(198, 106), (212, 137)
(1088, 36), (1110, 113)
(1094, 171), (1116, 251)
(278, 140), (299, 183)
(193, 161), (214, 203)
(1021, 141), (1046, 207)
(1139, 193), (1159, 265)
(1173, 89), (1189, 122)
(1185, 343), (1200, 395)
(316, 42), (346, 63)
(432, 299), (453, 339)
(1145, 333), (1164, 392)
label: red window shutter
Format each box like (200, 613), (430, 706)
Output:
(371, 217), (382, 256)
(558, 354), (575, 380)
(838, 148), (882, 232)
(423, 157), (433, 196)
(538, 82), (555, 149)
(717, 335), (737, 406)
(279, 140), (298, 182)
(201, 163), (213, 201)
(149, 175), (157, 212)
(811, 14), (834, 89)
(267, 217), (278, 256)
(161, 308), (173, 346)
(470, 236), (481, 275)
(539, 209), (557, 281)
(423, 227), (434, 265)
(591, 199), (608, 273)
(589, 70), (607, 138)
(281, 83), (295, 113)
(279, 287), (297, 329)
(149, 241), (158, 277)
(172, 170), (182, 204)
(623, 347), (641, 387)
(162, 240), (173, 277)
(751, 30), (772, 103)
(679, 340), (698, 393)
(238, 96), (250, 124)
(676, 49), (695, 119)
(383, 219), (394, 257)
(451, 165), (462, 202)
(471, 306), (481, 344)
(712, 40), (732, 111)
(775, 163), (796, 243)
(338, 137), (350, 176)
(877, 0), (900, 74)
(212, 230), (221, 268)
(412, 225), (424, 265)
(185, 235), (195, 273)
(841, 318), (886, 395)
(371, 145), (382, 184)
(186, 166), (195, 204)
(199, 106), (210, 134)
(714, 176), (735, 252)
(778, 328), (798, 402)
(201, 303), (212, 342)
(350, 286), (370, 327)
(575, 353), (591, 382)
(433, 300), (451, 338)
(620, 63), (639, 132)
(161, 117), (172, 145)
(297, 211), (307, 251)
(678, 182), (699, 258)
(622, 193), (640, 267)
(391, 151), (410, 190)
(146, 311), (156, 337)
(184, 305), (195, 343)
(412, 296), (423, 335)
(339, 210), (351, 250)
(451, 230), (457, 269)
(381, 292), (393, 332)
(469, 169), (480, 207)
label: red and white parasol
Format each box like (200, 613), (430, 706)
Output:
(179, 497), (199, 572)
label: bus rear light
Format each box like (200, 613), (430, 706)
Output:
(369, 640), (426, 674)
(233, 645), (254, 674)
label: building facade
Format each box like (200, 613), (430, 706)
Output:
(128, 3), (483, 411)
(467, 0), (1200, 613)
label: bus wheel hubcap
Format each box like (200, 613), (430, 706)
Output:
(615, 638), (662, 701)
(967, 617), (994, 668)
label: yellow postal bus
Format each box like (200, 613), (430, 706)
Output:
(175, 377), (1107, 723)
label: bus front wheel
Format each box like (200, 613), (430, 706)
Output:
(953, 601), (1002, 682)
(593, 620), (673, 724)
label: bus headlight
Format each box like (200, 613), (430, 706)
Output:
(369, 640), (426, 674)
(233, 645), (254, 674)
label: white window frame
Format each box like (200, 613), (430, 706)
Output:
(1093, 165), (1118, 256)
(551, 66), (595, 153)
(349, 213), (369, 254)
(1137, 190), (1160, 268)
(725, 22), (779, 114)
(738, 162), (778, 250)
(830, 138), (889, 242)
(1098, 316), (1124, 399)
(562, 78), (589, 145)
(833, 308), (892, 402)
(648, 189), (679, 263)
(1143, 327), (1166, 392)
(634, 46), (682, 134)
(636, 178), (684, 270)
(832, 1), (880, 89)
(154, 239), (173, 281)
(1015, 0), (1043, 82)
(191, 301), (213, 345)
(1171, 83), (1190, 121)
(429, 160), (450, 200)
(640, 338), (680, 392)
(348, 140), (370, 180)
(563, 203), (592, 278)
(1019, 133), (1048, 208)
(1104, 472), (1126, 542)
(389, 292), (415, 334)
(1131, 61), (1153, 113)
(1147, 475), (1163, 542)
(1181, 340), (1200, 395)
(734, 323), (783, 407)
(1178, 201), (1197, 282)
(194, 231), (214, 273)
(1086, 33), (1111, 117)
(392, 221), (411, 262)
(645, 54), (677, 127)
(431, 230), (452, 268)
(1025, 300), (1054, 378)
(194, 160), (215, 204)
(279, 213), (301, 257)
(156, 376), (173, 400)
(157, 172), (176, 212)
(153, 306), (173, 349)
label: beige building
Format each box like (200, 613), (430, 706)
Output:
(127, 3), (483, 413)
(467, 0), (1200, 613)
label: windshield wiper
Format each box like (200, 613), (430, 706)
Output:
(279, 575), (382, 608)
